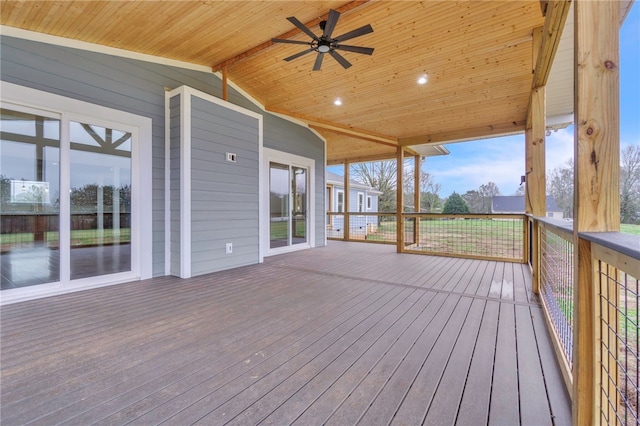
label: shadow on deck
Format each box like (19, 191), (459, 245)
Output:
(0, 241), (571, 425)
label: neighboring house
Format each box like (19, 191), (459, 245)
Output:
(0, 35), (326, 304)
(326, 171), (382, 238)
(491, 195), (564, 219)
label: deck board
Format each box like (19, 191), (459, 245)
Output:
(0, 241), (571, 425)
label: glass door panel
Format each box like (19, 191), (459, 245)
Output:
(269, 162), (289, 249)
(69, 121), (132, 280)
(291, 166), (307, 245)
(1, 109), (61, 289)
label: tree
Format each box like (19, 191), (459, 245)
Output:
(462, 190), (483, 213)
(620, 145), (640, 224)
(350, 161), (397, 212)
(514, 185), (526, 196)
(547, 158), (574, 218)
(443, 192), (470, 214)
(478, 182), (500, 213)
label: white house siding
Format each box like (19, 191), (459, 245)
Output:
(0, 35), (325, 278)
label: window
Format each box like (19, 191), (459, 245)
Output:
(358, 192), (365, 213)
(367, 195), (372, 210)
(336, 190), (344, 213)
(0, 81), (152, 302)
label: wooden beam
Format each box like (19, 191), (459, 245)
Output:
(573, 0), (620, 233)
(211, 1), (370, 72)
(222, 66), (228, 101)
(398, 120), (525, 146)
(525, 86), (546, 217)
(265, 107), (398, 146)
(572, 1), (620, 425)
(532, 0), (571, 88)
(327, 152), (397, 166)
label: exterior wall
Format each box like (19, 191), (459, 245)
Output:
(189, 96), (260, 275)
(0, 35), (325, 277)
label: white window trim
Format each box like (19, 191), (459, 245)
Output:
(367, 195), (373, 210)
(262, 148), (315, 258)
(357, 192), (365, 213)
(336, 189), (345, 213)
(0, 81), (153, 305)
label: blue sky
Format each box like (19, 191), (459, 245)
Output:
(330, 3), (640, 198)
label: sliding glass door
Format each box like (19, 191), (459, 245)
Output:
(1, 108), (135, 290)
(269, 162), (308, 249)
(0, 109), (61, 288)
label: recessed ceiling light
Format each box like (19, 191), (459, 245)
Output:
(334, 98), (342, 106)
(417, 74), (428, 85)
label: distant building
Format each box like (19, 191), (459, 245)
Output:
(326, 171), (382, 237)
(491, 195), (564, 219)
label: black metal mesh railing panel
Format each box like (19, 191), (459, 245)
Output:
(407, 215), (523, 261)
(597, 262), (639, 426)
(539, 226), (574, 368)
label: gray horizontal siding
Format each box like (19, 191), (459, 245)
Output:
(0, 35), (326, 279)
(189, 96), (260, 276)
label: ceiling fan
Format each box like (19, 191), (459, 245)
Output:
(272, 9), (374, 71)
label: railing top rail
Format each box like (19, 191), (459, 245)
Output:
(402, 213), (525, 219)
(536, 217), (574, 234)
(579, 231), (640, 261)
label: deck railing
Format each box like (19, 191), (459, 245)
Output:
(534, 220), (639, 426)
(579, 232), (640, 425)
(327, 212), (526, 263)
(538, 219), (575, 384)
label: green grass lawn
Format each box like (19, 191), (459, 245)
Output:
(621, 223), (640, 236)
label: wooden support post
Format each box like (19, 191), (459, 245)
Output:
(344, 163), (350, 241)
(572, 1), (620, 424)
(222, 67), (228, 101)
(396, 147), (404, 253)
(414, 155), (421, 246)
(574, 236), (596, 425)
(526, 86), (546, 217)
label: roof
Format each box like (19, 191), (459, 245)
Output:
(492, 195), (562, 213)
(326, 171), (382, 194)
(0, 1), (633, 164)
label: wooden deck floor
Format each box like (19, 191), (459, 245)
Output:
(0, 242), (571, 425)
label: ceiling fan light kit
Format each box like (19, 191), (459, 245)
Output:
(272, 9), (374, 71)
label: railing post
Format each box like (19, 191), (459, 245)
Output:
(396, 147), (404, 253)
(531, 218), (540, 293)
(573, 236), (596, 425)
(344, 162), (350, 241)
(413, 155), (421, 246)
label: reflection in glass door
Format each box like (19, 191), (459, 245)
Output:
(291, 166), (307, 245)
(1, 108), (134, 290)
(69, 121), (132, 280)
(0, 109), (61, 289)
(269, 162), (308, 249)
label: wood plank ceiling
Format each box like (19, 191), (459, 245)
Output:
(1, 1), (546, 164)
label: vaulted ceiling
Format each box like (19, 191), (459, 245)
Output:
(1, 1), (621, 164)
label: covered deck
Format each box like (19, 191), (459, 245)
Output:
(1, 242), (570, 425)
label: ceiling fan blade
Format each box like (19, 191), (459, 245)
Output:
(329, 50), (352, 69)
(334, 24), (373, 43)
(334, 45), (374, 55)
(284, 48), (315, 62)
(322, 9), (340, 38)
(313, 52), (325, 71)
(286, 16), (319, 40)
(272, 38), (312, 46)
